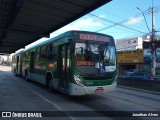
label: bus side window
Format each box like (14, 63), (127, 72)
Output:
(40, 45), (47, 59)
(46, 42), (57, 61)
(24, 52), (29, 62)
(24, 53), (26, 62)
(36, 48), (40, 60)
(47, 44), (53, 61)
(52, 43), (57, 60)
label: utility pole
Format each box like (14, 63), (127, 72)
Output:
(137, 1), (156, 76)
(151, 6), (156, 76)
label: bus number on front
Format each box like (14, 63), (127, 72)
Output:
(85, 81), (93, 86)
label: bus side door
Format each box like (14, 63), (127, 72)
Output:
(59, 44), (71, 91)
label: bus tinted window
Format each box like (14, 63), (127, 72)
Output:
(40, 46), (47, 59)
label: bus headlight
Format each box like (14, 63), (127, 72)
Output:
(73, 75), (84, 86)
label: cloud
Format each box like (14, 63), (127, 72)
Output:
(26, 17), (103, 48)
(98, 14), (106, 18)
(50, 17), (103, 36)
(73, 18), (103, 28)
(125, 16), (143, 25)
(62, 17), (103, 30)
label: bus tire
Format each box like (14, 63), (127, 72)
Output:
(25, 72), (29, 81)
(14, 68), (18, 76)
(46, 75), (54, 93)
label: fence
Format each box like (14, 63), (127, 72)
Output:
(117, 78), (160, 92)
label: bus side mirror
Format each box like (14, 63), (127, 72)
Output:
(76, 47), (83, 54)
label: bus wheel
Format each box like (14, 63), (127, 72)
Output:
(25, 73), (29, 81)
(47, 76), (54, 92)
(14, 68), (17, 76)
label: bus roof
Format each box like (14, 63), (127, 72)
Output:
(24, 30), (114, 51)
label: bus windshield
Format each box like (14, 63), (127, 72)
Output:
(75, 42), (116, 75)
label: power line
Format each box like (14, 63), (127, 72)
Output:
(93, 8), (150, 30)
(98, 8), (126, 19)
(88, 13), (146, 34)
(137, 7), (151, 32)
(90, 6), (160, 34)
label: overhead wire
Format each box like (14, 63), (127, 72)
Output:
(88, 13), (146, 34)
(137, 7), (151, 33)
(92, 12), (149, 33)
(89, 6), (160, 36)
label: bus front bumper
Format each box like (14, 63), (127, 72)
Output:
(69, 81), (117, 96)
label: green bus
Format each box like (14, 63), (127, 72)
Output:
(12, 30), (117, 95)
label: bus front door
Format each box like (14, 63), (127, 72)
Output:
(59, 44), (70, 91)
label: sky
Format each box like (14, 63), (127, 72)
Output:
(25, 0), (160, 49)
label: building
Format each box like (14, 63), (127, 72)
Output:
(116, 36), (160, 76)
(116, 37), (143, 51)
(116, 37), (144, 74)
(117, 49), (143, 74)
(0, 55), (12, 66)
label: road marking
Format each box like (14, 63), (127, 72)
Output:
(1, 67), (77, 120)
(22, 84), (77, 120)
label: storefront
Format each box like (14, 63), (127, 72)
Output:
(117, 41), (160, 76)
(117, 49), (143, 74)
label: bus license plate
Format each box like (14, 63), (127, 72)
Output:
(95, 87), (103, 93)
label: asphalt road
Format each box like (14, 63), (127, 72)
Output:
(0, 65), (160, 120)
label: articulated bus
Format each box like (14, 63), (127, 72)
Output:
(12, 31), (117, 95)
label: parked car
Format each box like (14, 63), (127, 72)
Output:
(118, 72), (132, 79)
(126, 72), (159, 80)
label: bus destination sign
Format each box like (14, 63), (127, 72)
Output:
(79, 33), (110, 42)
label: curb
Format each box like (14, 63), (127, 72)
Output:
(117, 85), (160, 95)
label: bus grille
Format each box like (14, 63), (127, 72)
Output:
(82, 76), (112, 80)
